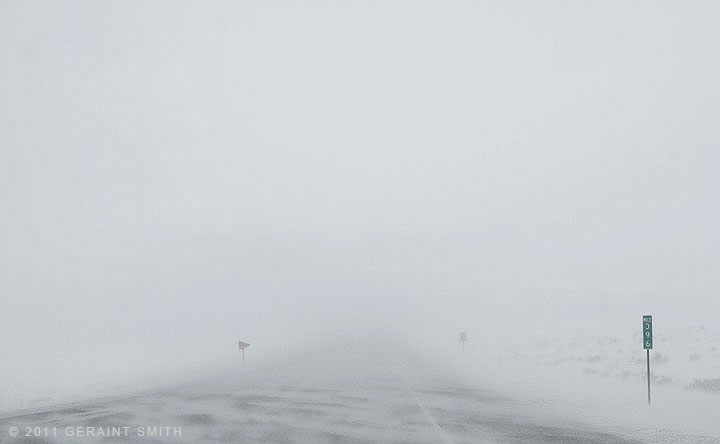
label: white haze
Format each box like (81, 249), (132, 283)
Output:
(1, 0), (719, 412)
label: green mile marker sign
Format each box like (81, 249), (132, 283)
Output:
(643, 315), (653, 350)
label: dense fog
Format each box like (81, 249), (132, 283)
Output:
(1, 2), (719, 439)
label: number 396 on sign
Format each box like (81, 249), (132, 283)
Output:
(643, 315), (653, 350)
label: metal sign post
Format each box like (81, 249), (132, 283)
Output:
(238, 340), (250, 367)
(643, 315), (653, 406)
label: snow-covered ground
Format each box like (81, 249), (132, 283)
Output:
(500, 325), (720, 392)
(445, 323), (720, 440)
(0, 355), (697, 444)
(1, 341), (718, 444)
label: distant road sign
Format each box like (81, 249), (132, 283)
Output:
(643, 315), (653, 349)
(459, 332), (467, 342)
(238, 340), (250, 367)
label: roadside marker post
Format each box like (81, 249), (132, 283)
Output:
(643, 315), (653, 406)
(238, 340), (250, 367)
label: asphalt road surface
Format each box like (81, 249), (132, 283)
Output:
(0, 375), (655, 444)
(4, 347), (718, 444)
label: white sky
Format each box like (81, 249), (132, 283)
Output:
(1, 1), (719, 390)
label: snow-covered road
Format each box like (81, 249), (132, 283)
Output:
(1, 346), (717, 444)
(0, 376), (674, 444)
